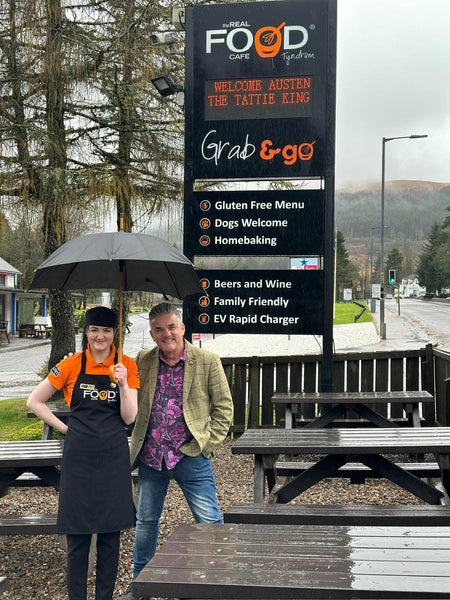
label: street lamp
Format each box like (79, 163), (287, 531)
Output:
(151, 74), (185, 108)
(379, 134), (428, 339)
(151, 74), (183, 97)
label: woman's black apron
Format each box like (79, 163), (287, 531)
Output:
(57, 351), (135, 534)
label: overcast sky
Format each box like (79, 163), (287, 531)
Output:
(335, 0), (450, 189)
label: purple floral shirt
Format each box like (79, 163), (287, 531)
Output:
(139, 344), (192, 470)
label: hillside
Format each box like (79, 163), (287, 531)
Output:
(335, 180), (450, 271)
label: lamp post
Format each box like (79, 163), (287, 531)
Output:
(380, 134), (428, 339)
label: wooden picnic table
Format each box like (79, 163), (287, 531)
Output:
(232, 428), (450, 505)
(271, 390), (434, 429)
(0, 320), (10, 344)
(27, 404), (133, 439)
(0, 440), (62, 498)
(27, 403), (71, 439)
(134, 522), (450, 599)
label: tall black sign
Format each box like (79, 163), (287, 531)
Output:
(183, 0), (336, 390)
(184, 0), (330, 181)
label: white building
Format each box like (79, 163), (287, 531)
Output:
(400, 277), (426, 298)
(0, 256), (21, 331)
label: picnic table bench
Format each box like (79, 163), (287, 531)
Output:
(0, 440), (62, 535)
(0, 514), (58, 535)
(0, 320), (10, 344)
(224, 503), (450, 526)
(272, 390), (434, 429)
(18, 319), (52, 339)
(232, 428), (450, 505)
(133, 522), (450, 599)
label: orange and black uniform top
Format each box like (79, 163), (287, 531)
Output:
(48, 344), (139, 404)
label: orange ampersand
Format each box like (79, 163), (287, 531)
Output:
(254, 22), (285, 58)
(260, 139), (280, 160)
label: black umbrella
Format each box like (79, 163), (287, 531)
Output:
(29, 231), (203, 378)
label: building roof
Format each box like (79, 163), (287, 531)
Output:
(0, 256), (21, 275)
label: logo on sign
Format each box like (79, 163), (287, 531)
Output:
(205, 22), (311, 60)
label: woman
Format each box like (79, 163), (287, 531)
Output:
(27, 306), (139, 600)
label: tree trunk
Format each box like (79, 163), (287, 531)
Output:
(44, 0), (75, 369)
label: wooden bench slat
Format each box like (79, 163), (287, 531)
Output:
(224, 504), (450, 526)
(282, 417), (424, 427)
(272, 390), (434, 404)
(231, 428), (450, 455)
(0, 514), (58, 535)
(275, 460), (441, 479)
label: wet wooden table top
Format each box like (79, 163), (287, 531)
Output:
(134, 522), (450, 598)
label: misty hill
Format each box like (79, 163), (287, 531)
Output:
(335, 180), (450, 270)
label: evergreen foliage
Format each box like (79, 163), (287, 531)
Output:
(335, 230), (358, 297)
(417, 221), (449, 294)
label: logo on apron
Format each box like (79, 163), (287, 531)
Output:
(82, 388), (118, 403)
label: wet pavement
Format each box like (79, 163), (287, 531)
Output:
(0, 304), (433, 401)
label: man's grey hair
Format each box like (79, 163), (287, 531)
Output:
(148, 302), (182, 324)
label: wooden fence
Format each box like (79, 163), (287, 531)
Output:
(221, 343), (450, 432)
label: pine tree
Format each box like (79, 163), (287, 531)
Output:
(417, 222), (448, 295)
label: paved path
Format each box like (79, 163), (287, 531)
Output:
(0, 304), (432, 401)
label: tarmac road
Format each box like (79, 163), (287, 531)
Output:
(0, 304), (433, 401)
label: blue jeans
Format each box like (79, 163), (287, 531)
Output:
(133, 454), (222, 578)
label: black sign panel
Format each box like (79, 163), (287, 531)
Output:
(184, 189), (324, 257)
(185, 0), (332, 180)
(204, 75), (314, 121)
(188, 269), (324, 334)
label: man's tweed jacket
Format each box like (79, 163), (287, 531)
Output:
(129, 341), (233, 469)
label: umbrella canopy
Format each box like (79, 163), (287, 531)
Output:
(29, 231), (203, 298)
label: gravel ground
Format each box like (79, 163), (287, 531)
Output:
(0, 437), (431, 600)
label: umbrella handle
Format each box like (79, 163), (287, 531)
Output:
(109, 364), (118, 384)
(109, 347), (123, 384)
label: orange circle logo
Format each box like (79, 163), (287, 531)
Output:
(99, 390), (108, 401)
(254, 22), (285, 58)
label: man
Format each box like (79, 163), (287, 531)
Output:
(119, 302), (233, 600)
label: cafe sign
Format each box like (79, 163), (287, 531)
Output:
(184, 0), (331, 180)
